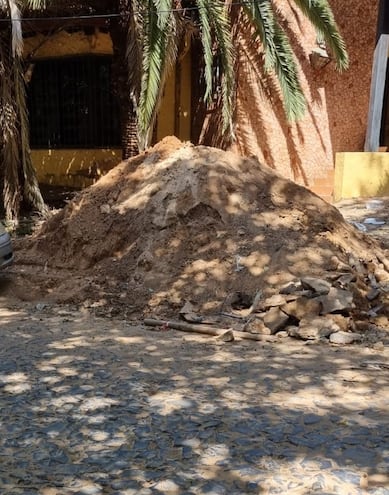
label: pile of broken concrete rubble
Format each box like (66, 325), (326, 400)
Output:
(243, 276), (360, 344)
(241, 271), (388, 344)
(157, 263), (388, 345)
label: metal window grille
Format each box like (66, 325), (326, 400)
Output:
(28, 55), (121, 149)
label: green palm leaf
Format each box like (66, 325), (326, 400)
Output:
(125, 0), (143, 103)
(243, 0), (306, 120)
(197, 0), (235, 134)
(292, 0), (349, 70)
(137, 0), (178, 149)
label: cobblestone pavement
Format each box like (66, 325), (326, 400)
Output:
(336, 197), (389, 249)
(0, 305), (388, 495)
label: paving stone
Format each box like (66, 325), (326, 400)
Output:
(303, 413), (322, 425)
(0, 310), (387, 495)
(331, 469), (361, 484)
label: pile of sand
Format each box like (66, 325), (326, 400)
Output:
(15, 137), (389, 326)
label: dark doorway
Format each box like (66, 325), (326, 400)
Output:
(28, 55), (120, 149)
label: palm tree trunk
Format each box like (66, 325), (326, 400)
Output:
(110, 13), (139, 160)
(0, 31), (47, 222)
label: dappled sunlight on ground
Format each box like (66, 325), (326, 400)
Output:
(0, 306), (388, 493)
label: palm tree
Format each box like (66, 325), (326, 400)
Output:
(123, 0), (348, 151)
(0, 0), (49, 221)
(0, 0), (347, 219)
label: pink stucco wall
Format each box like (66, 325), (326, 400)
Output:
(230, 0), (379, 187)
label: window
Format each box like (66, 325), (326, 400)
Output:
(28, 55), (121, 148)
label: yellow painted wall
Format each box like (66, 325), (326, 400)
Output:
(156, 66), (176, 141)
(178, 50), (192, 141)
(31, 149), (122, 188)
(25, 29), (192, 186)
(24, 29), (113, 58)
(334, 152), (389, 200)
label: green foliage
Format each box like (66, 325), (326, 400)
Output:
(134, 0), (348, 146)
(1, 0), (349, 155)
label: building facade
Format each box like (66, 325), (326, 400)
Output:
(24, 1), (386, 200)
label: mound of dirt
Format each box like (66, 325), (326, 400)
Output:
(15, 137), (389, 329)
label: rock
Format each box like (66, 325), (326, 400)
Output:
(301, 277), (331, 295)
(335, 273), (357, 287)
(318, 287), (353, 314)
(137, 251), (154, 271)
(290, 317), (339, 340)
(328, 314), (352, 332)
(262, 294), (288, 308)
(216, 330), (235, 342)
(354, 320), (370, 333)
(286, 326), (300, 338)
(349, 255), (365, 276)
(179, 301), (204, 323)
(281, 297), (321, 320)
(375, 268), (389, 282)
(280, 281), (303, 294)
(329, 256), (351, 272)
(329, 331), (362, 344)
(366, 288), (380, 301)
(243, 317), (272, 335)
(370, 315), (389, 328)
(100, 204), (111, 214)
(262, 307), (289, 334)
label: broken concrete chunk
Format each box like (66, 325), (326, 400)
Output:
(375, 268), (389, 283)
(329, 331), (362, 344)
(348, 255), (365, 276)
(262, 307), (289, 334)
(243, 317), (272, 335)
(319, 287), (354, 314)
(366, 288), (380, 301)
(301, 277), (331, 295)
(291, 317), (340, 340)
(280, 281), (303, 295)
(281, 297), (321, 320)
(285, 290), (313, 300)
(179, 301), (205, 323)
(256, 294), (288, 311)
(100, 204), (111, 214)
(286, 326), (300, 338)
(216, 330), (235, 342)
(335, 273), (357, 287)
(328, 314), (352, 332)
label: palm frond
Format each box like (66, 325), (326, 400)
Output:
(243, 0), (306, 120)
(24, 0), (48, 9)
(196, 0), (213, 104)
(1, 0), (22, 57)
(196, 0), (235, 135)
(292, 0), (348, 70)
(0, 34), (21, 220)
(125, 0), (143, 104)
(137, 0), (179, 149)
(14, 54), (48, 216)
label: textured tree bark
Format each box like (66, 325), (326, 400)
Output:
(0, 32), (47, 222)
(110, 10), (139, 160)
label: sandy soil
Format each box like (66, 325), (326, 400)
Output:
(6, 138), (387, 326)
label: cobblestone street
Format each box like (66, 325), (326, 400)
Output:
(0, 305), (388, 494)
